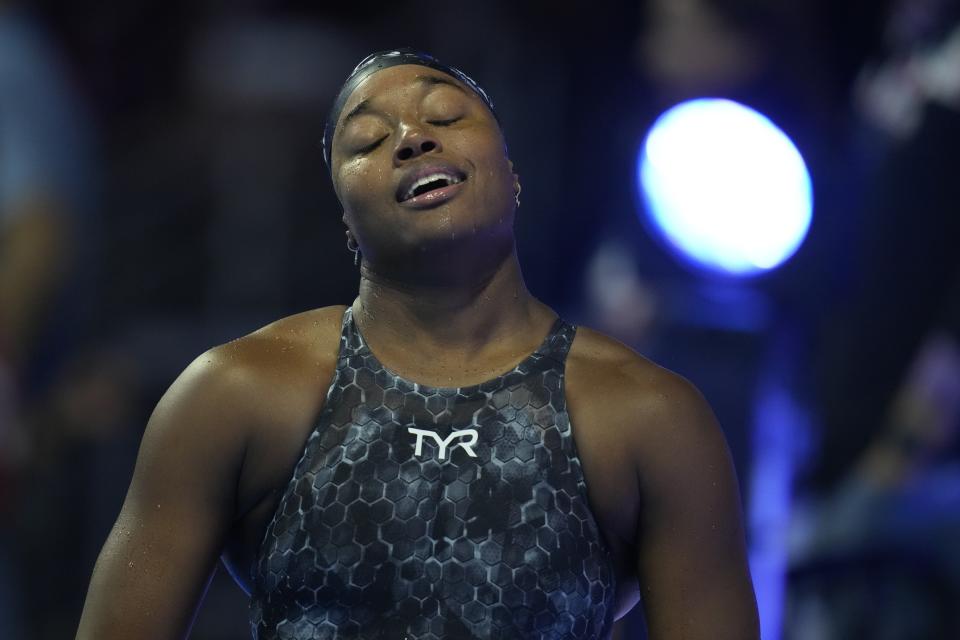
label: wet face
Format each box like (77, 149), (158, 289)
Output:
(331, 64), (518, 271)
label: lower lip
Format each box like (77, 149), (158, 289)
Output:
(399, 180), (466, 209)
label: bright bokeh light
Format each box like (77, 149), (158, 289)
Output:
(638, 99), (813, 276)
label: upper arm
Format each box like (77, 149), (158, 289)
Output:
(632, 374), (759, 640)
(76, 349), (254, 640)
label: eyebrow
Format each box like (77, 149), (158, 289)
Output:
(341, 74), (468, 129)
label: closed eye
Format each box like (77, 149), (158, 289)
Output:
(356, 135), (388, 154)
(429, 117), (461, 127)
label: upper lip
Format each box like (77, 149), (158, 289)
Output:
(396, 161), (468, 202)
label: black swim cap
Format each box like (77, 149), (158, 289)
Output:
(322, 48), (497, 173)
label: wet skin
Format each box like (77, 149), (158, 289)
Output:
(333, 64), (518, 286)
(77, 65), (759, 640)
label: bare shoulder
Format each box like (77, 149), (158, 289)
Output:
(133, 305), (350, 552)
(76, 306), (350, 639)
(567, 325), (731, 489)
(194, 305), (346, 395)
(151, 305), (349, 462)
(567, 326), (757, 640)
(568, 325), (716, 435)
(209, 305), (347, 376)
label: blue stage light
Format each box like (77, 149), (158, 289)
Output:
(638, 99), (813, 276)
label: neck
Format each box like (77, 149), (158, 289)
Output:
(353, 248), (551, 359)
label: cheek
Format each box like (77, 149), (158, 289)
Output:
(337, 162), (403, 249)
(472, 132), (511, 180)
(469, 141), (514, 200)
(338, 160), (390, 210)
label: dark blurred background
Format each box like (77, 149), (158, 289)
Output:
(1, 0), (959, 638)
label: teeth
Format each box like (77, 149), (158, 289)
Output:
(403, 172), (463, 201)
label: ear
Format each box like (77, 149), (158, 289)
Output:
(344, 225), (359, 253)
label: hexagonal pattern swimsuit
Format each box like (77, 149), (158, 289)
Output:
(250, 307), (616, 639)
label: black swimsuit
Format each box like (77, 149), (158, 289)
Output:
(250, 308), (616, 639)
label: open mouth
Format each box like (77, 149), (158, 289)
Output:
(397, 171), (467, 203)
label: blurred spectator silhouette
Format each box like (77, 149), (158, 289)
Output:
(789, 1), (960, 637)
(0, 1), (100, 636)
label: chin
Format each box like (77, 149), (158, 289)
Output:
(369, 214), (514, 275)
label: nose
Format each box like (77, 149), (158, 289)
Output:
(394, 125), (441, 163)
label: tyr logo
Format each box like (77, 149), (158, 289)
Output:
(407, 428), (479, 460)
